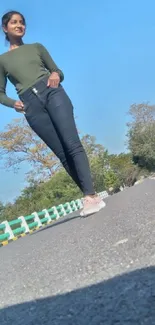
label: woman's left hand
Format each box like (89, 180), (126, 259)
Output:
(47, 72), (60, 88)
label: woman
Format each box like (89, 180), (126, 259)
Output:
(0, 11), (105, 216)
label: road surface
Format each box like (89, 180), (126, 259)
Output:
(0, 178), (155, 324)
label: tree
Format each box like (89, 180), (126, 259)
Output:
(88, 151), (108, 192)
(81, 134), (110, 192)
(0, 119), (106, 182)
(1, 169), (81, 220)
(103, 169), (121, 191)
(0, 201), (5, 223)
(127, 102), (155, 170)
(0, 117), (61, 181)
(108, 153), (140, 186)
(81, 134), (104, 157)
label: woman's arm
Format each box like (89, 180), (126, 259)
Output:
(37, 43), (64, 82)
(0, 63), (16, 108)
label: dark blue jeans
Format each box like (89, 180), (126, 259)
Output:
(20, 76), (95, 196)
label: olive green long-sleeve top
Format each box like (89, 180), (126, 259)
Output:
(0, 43), (64, 108)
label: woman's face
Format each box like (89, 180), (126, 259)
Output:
(3, 14), (26, 40)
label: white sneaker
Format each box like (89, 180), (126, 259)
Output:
(80, 196), (106, 217)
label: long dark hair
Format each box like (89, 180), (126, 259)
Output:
(1, 11), (26, 41)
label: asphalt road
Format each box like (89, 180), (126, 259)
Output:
(0, 178), (155, 324)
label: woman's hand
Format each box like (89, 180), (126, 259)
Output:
(14, 100), (25, 113)
(47, 72), (60, 88)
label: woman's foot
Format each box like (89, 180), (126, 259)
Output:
(80, 195), (106, 217)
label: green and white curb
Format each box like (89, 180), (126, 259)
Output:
(0, 191), (108, 247)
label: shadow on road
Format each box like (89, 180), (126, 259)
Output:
(0, 266), (154, 324)
(31, 213), (81, 235)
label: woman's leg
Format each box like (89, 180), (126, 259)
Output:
(46, 85), (95, 196)
(23, 83), (105, 216)
(24, 99), (83, 191)
(46, 86), (106, 216)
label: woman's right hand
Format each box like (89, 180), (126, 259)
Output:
(14, 100), (25, 113)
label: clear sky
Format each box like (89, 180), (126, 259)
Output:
(0, 0), (155, 203)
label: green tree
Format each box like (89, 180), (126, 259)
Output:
(108, 153), (139, 186)
(103, 169), (121, 191)
(89, 151), (109, 192)
(0, 201), (5, 223)
(127, 102), (155, 170)
(1, 170), (81, 221)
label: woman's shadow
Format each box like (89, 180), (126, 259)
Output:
(1, 265), (155, 325)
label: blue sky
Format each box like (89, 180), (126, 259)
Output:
(0, 0), (155, 203)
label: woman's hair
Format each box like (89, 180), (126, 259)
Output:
(1, 11), (26, 41)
